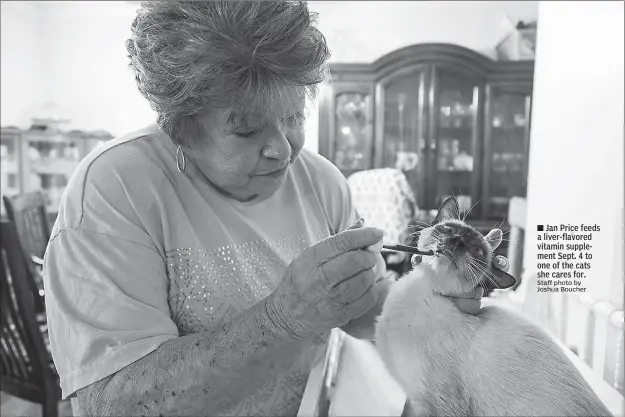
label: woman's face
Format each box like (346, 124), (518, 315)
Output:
(187, 98), (306, 203)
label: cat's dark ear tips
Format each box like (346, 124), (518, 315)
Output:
(483, 269), (517, 291)
(432, 197), (460, 225)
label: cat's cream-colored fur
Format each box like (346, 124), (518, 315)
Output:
(375, 199), (612, 417)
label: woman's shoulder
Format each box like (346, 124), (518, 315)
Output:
(81, 124), (169, 174)
(56, 124), (174, 232)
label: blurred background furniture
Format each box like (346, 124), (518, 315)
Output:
(319, 43), (533, 252)
(506, 196), (526, 290)
(1, 125), (112, 222)
(347, 168), (418, 278)
(3, 192), (51, 322)
(1, 219), (60, 417)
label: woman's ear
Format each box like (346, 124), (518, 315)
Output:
(485, 229), (503, 250)
(432, 197), (460, 225)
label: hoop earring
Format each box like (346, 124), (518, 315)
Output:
(176, 145), (187, 173)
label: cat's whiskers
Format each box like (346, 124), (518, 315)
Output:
(405, 231), (419, 242)
(463, 262), (481, 288)
(461, 198), (483, 222)
(469, 263), (501, 291)
(468, 258), (503, 289)
(471, 258), (504, 276)
(487, 219), (506, 236)
(479, 270), (503, 291)
(495, 238), (522, 245)
(404, 220), (431, 229)
(467, 261), (493, 291)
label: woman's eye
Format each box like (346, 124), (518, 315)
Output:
(283, 112), (305, 129)
(235, 130), (259, 138)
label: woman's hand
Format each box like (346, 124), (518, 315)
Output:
(339, 268), (395, 341)
(265, 223), (385, 340)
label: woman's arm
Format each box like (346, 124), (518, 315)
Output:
(76, 223), (386, 416)
(78, 295), (303, 416)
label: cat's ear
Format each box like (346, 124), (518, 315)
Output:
(483, 268), (517, 291)
(485, 229), (503, 250)
(432, 197), (460, 224)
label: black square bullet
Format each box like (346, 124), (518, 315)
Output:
(537, 225), (544, 231)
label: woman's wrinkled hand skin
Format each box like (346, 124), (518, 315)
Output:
(338, 219), (395, 341)
(410, 244), (511, 315)
(265, 220), (385, 340)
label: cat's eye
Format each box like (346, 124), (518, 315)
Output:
(475, 248), (484, 257)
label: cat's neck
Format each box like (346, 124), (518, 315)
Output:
(401, 265), (481, 324)
(402, 266), (461, 317)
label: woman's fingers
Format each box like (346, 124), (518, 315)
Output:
(347, 217), (383, 253)
(330, 268), (376, 305)
(321, 250), (377, 288)
(491, 255), (516, 289)
(311, 226), (384, 264)
(493, 255), (509, 272)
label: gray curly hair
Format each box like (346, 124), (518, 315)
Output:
(126, 1), (330, 147)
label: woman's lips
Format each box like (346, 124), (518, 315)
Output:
(258, 165), (287, 177)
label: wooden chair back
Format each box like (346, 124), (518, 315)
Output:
(2, 192), (50, 314)
(0, 219), (60, 417)
(2, 192), (51, 262)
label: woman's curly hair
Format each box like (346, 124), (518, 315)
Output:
(126, 1), (330, 147)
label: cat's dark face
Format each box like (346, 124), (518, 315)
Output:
(415, 197), (510, 295)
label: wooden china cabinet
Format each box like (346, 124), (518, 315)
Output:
(319, 43), (534, 235)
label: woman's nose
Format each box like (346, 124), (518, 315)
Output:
(262, 127), (292, 161)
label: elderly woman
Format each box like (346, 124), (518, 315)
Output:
(43, 2), (509, 416)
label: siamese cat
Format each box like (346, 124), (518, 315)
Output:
(375, 197), (612, 417)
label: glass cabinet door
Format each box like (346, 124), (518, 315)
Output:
(482, 85), (532, 220)
(429, 67), (482, 218)
(331, 89), (373, 176)
(380, 70), (426, 203)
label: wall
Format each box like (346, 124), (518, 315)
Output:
(1, 1), (537, 153)
(40, 1), (156, 135)
(309, 1), (537, 63)
(0, 2), (47, 128)
(523, 1), (624, 308)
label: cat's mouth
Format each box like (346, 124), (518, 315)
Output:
(434, 246), (459, 269)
